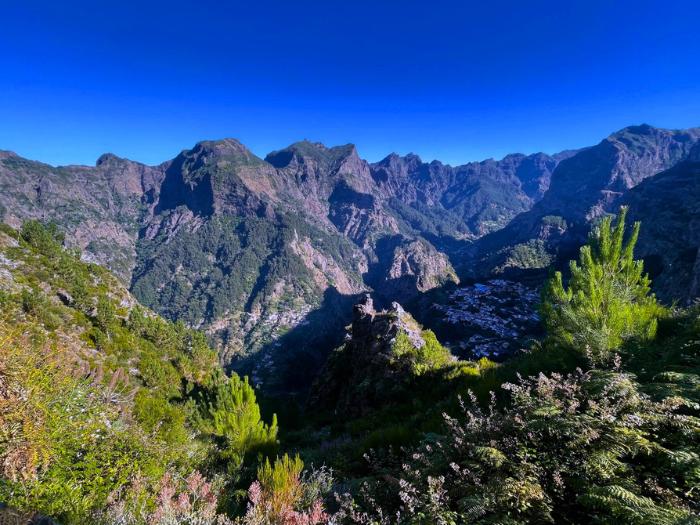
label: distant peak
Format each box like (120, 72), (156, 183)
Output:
(404, 153), (422, 163)
(0, 150), (18, 160)
(96, 153), (125, 166)
(609, 123), (660, 139)
(265, 140), (358, 168)
(181, 138), (266, 167)
(376, 152), (423, 166)
(193, 138), (249, 155)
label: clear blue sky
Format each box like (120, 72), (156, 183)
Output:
(2, 0), (700, 167)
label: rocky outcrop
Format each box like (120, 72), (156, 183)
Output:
(368, 237), (459, 302)
(308, 294), (440, 415)
(3, 124), (700, 388)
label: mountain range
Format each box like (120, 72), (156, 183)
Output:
(1, 123), (699, 391)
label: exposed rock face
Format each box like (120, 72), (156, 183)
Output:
(368, 237), (459, 302)
(0, 152), (165, 280)
(467, 125), (700, 281)
(0, 139), (461, 385)
(370, 149), (572, 239)
(2, 124), (700, 389)
(623, 142), (700, 304)
(308, 294), (433, 415)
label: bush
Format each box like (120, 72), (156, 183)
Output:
(207, 375), (279, 469)
(20, 220), (64, 256)
(240, 455), (331, 525)
(335, 369), (700, 524)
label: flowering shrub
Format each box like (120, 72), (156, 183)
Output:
(239, 455), (332, 525)
(96, 471), (233, 525)
(334, 369), (700, 524)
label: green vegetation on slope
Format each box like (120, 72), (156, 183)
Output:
(131, 212), (363, 360)
(0, 222), (279, 523)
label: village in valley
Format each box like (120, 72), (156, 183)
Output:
(432, 279), (542, 359)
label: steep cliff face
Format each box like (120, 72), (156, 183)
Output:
(3, 124), (700, 387)
(370, 149), (571, 240)
(309, 294), (453, 416)
(0, 151), (164, 280)
(0, 139), (459, 383)
(467, 125), (700, 280)
(623, 142), (700, 304)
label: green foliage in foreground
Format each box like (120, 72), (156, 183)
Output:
(337, 365), (700, 524)
(207, 375), (279, 470)
(542, 207), (662, 364)
(0, 221), (277, 523)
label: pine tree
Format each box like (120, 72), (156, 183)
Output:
(208, 375), (278, 467)
(541, 207), (662, 364)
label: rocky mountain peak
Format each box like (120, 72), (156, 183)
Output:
(179, 139), (265, 170)
(0, 150), (19, 160)
(95, 153), (127, 167)
(194, 138), (251, 156)
(265, 141), (358, 168)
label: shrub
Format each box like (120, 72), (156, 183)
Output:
(239, 455), (331, 525)
(207, 375), (279, 469)
(20, 220), (64, 256)
(94, 471), (233, 525)
(0, 327), (166, 522)
(335, 369), (699, 524)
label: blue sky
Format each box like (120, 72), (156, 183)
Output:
(2, 0), (700, 166)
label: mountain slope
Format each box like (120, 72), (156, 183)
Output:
(465, 124), (700, 279)
(0, 150), (165, 279)
(624, 142), (700, 304)
(0, 137), (562, 382)
(2, 125), (699, 388)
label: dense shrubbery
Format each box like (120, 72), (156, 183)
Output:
(0, 222), (282, 523)
(337, 367), (699, 523)
(328, 209), (699, 524)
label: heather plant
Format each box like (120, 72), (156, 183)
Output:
(94, 471), (233, 525)
(541, 207), (663, 364)
(239, 455), (331, 525)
